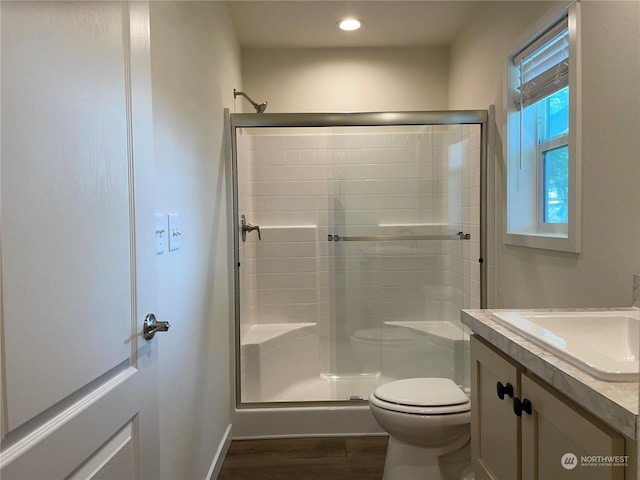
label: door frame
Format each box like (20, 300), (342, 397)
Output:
(227, 109), (489, 410)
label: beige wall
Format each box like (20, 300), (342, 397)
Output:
(149, 2), (241, 478)
(144, 3), (639, 472)
(450, 1), (640, 308)
(241, 47), (449, 112)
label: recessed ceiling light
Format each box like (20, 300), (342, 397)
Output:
(338, 18), (362, 31)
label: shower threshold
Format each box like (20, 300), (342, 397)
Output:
(264, 373), (394, 403)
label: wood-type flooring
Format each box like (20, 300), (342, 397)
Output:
(217, 436), (388, 480)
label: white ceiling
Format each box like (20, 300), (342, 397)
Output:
(227, 1), (482, 49)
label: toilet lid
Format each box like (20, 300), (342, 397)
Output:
(351, 328), (414, 345)
(374, 378), (469, 407)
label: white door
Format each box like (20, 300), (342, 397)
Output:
(0, 2), (161, 478)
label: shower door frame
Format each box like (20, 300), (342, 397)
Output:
(228, 109), (490, 409)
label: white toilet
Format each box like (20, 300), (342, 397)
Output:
(369, 377), (471, 480)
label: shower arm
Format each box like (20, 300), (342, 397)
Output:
(233, 89), (268, 113)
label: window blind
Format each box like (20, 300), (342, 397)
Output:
(514, 17), (569, 109)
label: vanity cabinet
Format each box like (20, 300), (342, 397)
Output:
(471, 335), (627, 480)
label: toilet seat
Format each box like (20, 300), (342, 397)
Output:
(370, 378), (470, 415)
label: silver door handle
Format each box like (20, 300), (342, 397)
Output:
(143, 313), (171, 341)
(241, 215), (261, 241)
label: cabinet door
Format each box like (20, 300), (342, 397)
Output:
(521, 373), (626, 480)
(471, 336), (521, 480)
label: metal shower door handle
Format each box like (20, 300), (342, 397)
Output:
(241, 215), (261, 241)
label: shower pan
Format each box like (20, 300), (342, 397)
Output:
(227, 110), (488, 437)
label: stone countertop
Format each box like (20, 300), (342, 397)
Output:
(461, 308), (638, 440)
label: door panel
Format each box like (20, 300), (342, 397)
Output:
(1, 1), (160, 478)
(2, 0), (134, 431)
(68, 420), (135, 480)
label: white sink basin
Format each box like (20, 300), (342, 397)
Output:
(490, 310), (639, 382)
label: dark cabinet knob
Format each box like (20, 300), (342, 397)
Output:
(496, 381), (514, 400)
(513, 397), (532, 416)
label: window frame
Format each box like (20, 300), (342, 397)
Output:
(504, 3), (581, 253)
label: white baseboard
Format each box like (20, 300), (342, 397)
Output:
(232, 405), (384, 439)
(206, 424), (232, 480)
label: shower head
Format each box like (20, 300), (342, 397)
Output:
(234, 88), (268, 114)
(255, 101), (268, 114)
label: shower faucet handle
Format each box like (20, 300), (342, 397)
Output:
(241, 215), (262, 241)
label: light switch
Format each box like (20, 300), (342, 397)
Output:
(168, 213), (181, 251)
(155, 213), (166, 254)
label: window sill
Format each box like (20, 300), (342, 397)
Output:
(504, 231), (580, 253)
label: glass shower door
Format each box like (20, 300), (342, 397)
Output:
(324, 125), (471, 400)
(231, 114), (484, 406)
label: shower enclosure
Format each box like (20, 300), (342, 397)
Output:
(229, 111), (487, 412)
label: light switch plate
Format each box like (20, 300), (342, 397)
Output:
(168, 213), (181, 251)
(155, 213), (165, 254)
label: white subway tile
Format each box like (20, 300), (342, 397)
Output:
(470, 150), (480, 171)
(300, 150), (315, 165)
(470, 167), (480, 188)
(470, 187), (480, 207)
(256, 257), (317, 274)
(314, 150), (329, 165)
(301, 165), (327, 181)
(284, 135), (300, 150)
(299, 135), (315, 150)
(376, 134), (392, 148)
(256, 273), (313, 289)
(252, 135), (270, 151)
(267, 149), (286, 166)
(286, 165), (303, 181)
(268, 136), (285, 150)
(391, 133), (409, 148)
(285, 150), (302, 165)
(255, 243), (315, 259)
(470, 205), (480, 225)
(314, 134), (329, 150)
(380, 286), (429, 302)
(270, 166), (286, 181)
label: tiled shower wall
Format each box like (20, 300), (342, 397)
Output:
(237, 126), (481, 338)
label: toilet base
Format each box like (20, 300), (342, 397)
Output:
(382, 434), (469, 480)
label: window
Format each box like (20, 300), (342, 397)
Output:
(537, 87), (569, 230)
(505, 5), (580, 252)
